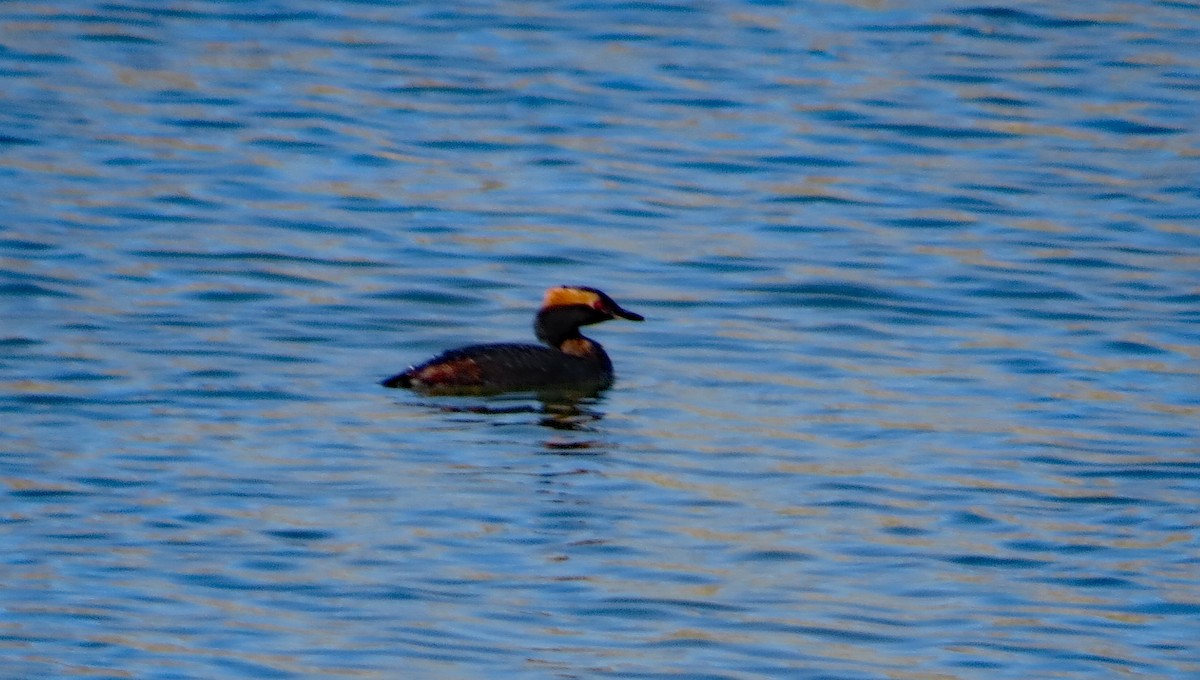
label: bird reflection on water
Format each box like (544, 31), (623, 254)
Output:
(411, 388), (612, 453)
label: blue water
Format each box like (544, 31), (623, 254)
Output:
(3, 1), (1199, 678)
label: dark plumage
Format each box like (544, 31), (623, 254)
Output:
(381, 286), (644, 394)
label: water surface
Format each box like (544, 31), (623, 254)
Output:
(3, 1), (1199, 678)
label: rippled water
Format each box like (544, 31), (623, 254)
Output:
(3, 1), (1199, 678)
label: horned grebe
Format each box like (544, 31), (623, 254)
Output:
(381, 285), (644, 394)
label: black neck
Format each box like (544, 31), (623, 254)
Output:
(535, 305), (602, 348)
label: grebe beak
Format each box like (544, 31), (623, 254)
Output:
(610, 303), (644, 322)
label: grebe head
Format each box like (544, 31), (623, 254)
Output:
(535, 285), (643, 347)
(541, 285), (645, 322)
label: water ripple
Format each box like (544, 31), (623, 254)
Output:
(3, 0), (1199, 678)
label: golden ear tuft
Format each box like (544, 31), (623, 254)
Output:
(542, 286), (601, 309)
